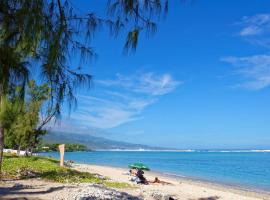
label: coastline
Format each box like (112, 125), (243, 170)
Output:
(158, 170), (270, 195)
(72, 163), (270, 200)
(94, 149), (270, 152)
(1, 160), (270, 200)
(36, 151), (270, 199)
(70, 160), (270, 195)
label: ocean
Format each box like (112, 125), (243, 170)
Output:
(40, 151), (270, 192)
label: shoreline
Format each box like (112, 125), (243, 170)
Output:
(158, 170), (270, 198)
(71, 161), (270, 195)
(39, 151), (270, 193)
(1, 159), (270, 199)
(157, 169), (270, 195)
(72, 163), (270, 200)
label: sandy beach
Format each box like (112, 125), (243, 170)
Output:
(73, 164), (270, 200)
(1, 163), (270, 200)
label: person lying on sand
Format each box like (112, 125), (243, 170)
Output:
(130, 170), (172, 185)
(148, 177), (172, 185)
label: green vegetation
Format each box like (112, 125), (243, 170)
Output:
(0, 0), (168, 172)
(4, 81), (51, 155)
(37, 143), (89, 152)
(2, 154), (131, 188)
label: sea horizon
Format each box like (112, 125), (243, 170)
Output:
(93, 149), (270, 152)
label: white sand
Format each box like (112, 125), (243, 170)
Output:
(73, 163), (270, 200)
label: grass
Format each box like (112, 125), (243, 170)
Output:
(2, 153), (131, 188)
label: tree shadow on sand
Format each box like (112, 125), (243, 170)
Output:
(190, 196), (220, 200)
(0, 197), (42, 200)
(0, 182), (142, 200)
(77, 184), (142, 200)
(0, 183), (75, 200)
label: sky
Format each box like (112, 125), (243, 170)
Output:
(49, 0), (270, 149)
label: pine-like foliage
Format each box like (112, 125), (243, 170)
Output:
(0, 0), (169, 171)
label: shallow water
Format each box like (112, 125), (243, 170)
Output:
(40, 151), (270, 191)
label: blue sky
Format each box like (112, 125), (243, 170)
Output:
(50, 0), (270, 149)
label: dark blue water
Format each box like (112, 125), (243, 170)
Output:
(40, 151), (270, 191)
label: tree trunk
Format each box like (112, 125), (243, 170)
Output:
(17, 145), (21, 156)
(0, 123), (4, 178)
(29, 147), (33, 156)
(25, 147), (28, 156)
(0, 85), (4, 177)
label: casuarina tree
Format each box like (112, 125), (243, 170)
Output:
(0, 0), (169, 174)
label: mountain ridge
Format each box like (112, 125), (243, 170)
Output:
(43, 131), (172, 150)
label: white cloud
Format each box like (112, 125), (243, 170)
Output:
(221, 54), (270, 90)
(135, 73), (181, 95)
(74, 106), (140, 129)
(239, 14), (270, 36)
(226, 14), (270, 89)
(70, 95), (148, 129)
(240, 26), (262, 36)
(45, 118), (93, 134)
(98, 72), (181, 96)
(51, 72), (180, 130)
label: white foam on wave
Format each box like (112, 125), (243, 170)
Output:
(250, 150), (270, 152)
(97, 149), (270, 152)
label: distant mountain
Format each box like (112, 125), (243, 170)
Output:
(43, 131), (171, 150)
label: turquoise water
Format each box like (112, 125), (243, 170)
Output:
(41, 151), (270, 191)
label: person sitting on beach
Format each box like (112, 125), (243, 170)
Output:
(129, 169), (137, 176)
(135, 169), (148, 184)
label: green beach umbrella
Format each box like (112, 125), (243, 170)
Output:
(128, 163), (150, 171)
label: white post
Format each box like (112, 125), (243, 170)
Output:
(58, 144), (65, 167)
